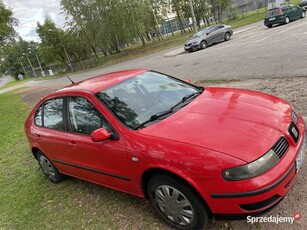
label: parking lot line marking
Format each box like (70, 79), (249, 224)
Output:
(234, 26), (258, 34)
(255, 23), (306, 42)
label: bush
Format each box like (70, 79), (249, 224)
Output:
(227, 7), (239, 21)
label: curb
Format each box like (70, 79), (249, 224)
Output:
(164, 47), (185, 57)
(0, 84), (25, 94)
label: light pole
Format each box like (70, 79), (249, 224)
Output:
(23, 53), (37, 77)
(48, 29), (74, 72)
(188, 0), (198, 32)
(29, 47), (45, 76)
(19, 59), (28, 78)
(35, 51), (45, 76)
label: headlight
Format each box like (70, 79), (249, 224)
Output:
(291, 108), (298, 124)
(222, 150), (279, 181)
(192, 41), (198, 44)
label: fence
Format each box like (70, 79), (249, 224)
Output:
(23, 56), (99, 78)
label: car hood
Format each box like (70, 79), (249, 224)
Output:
(185, 37), (201, 44)
(139, 87), (292, 163)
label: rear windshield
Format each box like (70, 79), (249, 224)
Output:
(265, 8), (280, 17)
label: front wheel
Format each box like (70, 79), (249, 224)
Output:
(37, 151), (63, 183)
(200, 41), (207, 49)
(301, 11), (306, 18)
(267, 24), (273, 28)
(148, 174), (209, 229)
(224, 32), (231, 41)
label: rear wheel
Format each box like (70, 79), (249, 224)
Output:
(200, 41), (207, 49)
(37, 151), (63, 183)
(148, 174), (209, 229)
(224, 32), (231, 41)
(285, 16), (290, 24)
(301, 11), (306, 18)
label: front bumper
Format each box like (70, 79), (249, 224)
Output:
(206, 120), (306, 214)
(184, 43), (200, 51)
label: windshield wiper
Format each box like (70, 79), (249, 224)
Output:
(133, 90), (202, 130)
(171, 91), (201, 110)
(133, 109), (173, 130)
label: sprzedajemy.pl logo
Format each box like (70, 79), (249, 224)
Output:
(247, 212), (301, 224)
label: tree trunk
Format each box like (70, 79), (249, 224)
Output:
(174, 5), (186, 33)
(90, 45), (99, 61)
(166, 14), (174, 36)
(139, 34), (146, 47)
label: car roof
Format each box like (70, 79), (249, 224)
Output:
(57, 69), (149, 93)
(267, 4), (293, 10)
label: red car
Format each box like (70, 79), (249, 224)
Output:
(25, 69), (306, 229)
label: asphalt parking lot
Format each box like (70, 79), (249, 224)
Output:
(10, 18), (305, 91)
(161, 18), (307, 81)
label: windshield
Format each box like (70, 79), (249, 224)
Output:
(96, 71), (202, 129)
(192, 29), (207, 38)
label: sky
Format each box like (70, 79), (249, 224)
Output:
(3, 0), (65, 42)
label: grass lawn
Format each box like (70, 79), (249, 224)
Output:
(0, 91), (169, 229)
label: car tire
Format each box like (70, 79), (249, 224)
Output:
(37, 151), (63, 183)
(301, 11), (306, 18)
(267, 24), (273, 28)
(224, 32), (231, 41)
(148, 174), (209, 229)
(200, 41), (207, 49)
(285, 16), (290, 24)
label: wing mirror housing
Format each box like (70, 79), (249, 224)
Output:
(91, 128), (112, 142)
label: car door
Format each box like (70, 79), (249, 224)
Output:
(206, 26), (218, 45)
(281, 6), (290, 20)
(291, 5), (301, 19)
(33, 97), (70, 168)
(216, 24), (226, 42)
(63, 96), (135, 194)
(288, 5), (298, 19)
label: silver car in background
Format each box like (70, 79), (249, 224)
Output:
(184, 24), (233, 52)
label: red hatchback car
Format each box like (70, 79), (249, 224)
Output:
(25, 69), (306, 229)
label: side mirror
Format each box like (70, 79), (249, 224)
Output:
(91, 128), (112, 142)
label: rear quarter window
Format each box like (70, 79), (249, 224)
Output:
(265, 8), (280, 17)
(34, 98), (65, 131)
(43, 98), (64, 130)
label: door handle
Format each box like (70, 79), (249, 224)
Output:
(69, 141), (77, 149)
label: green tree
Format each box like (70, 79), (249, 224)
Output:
(36, 18), (68, 65)
(0, 38), (37, 79)
(0, 1), (17, 45)
(209, 0), (232, 22)
(60, 0), (156, 54)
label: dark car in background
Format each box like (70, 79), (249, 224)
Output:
(264, 4), (306, 28)
(184, 24), (233, 52)
(299, 0), (307, 10)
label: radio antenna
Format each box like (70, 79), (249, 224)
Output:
(67, 76), (75, 84)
